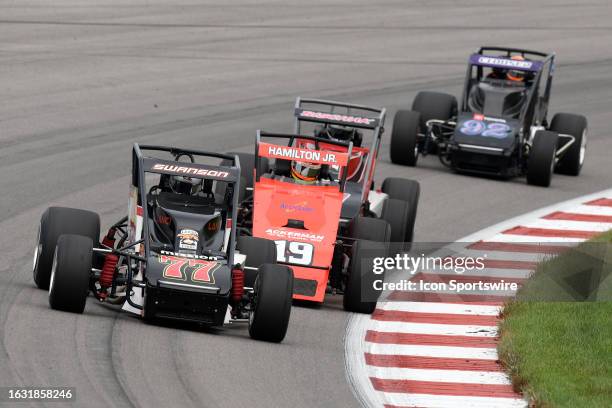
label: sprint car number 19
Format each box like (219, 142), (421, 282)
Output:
(274, 241), (314, 266)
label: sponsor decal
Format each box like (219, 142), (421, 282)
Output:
(280, 202), (314, 213)
(152, 163), (229, 178)
(158, 254), (220, 283)
(265, 228), (324, 243)
(160, 250), (220, 261)
(472, 113), (506, 123)
(299, 110), (376, 125)
(177, 228), (199, 251)
(157, 214), (172, 225)
(477, 56), (533, 69)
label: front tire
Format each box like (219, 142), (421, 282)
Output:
(390, 110), (420, 166)
(237, 236), (277, 287)
(527, 130), (559, 187)
(48, 234), (93, 313)
(343, 240), (386, 314)
(549, 113), (588, 176)
(34, 207), (100, 290)
(249, 264), (293, 342)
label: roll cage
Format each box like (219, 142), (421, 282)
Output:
(462, 46), (556, 130)
(293, 97), (386, 200)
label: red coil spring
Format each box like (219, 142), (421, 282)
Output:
(99, 254), (119, 288)
(231, 268), (245, 303)
(102, 228), (117, 249)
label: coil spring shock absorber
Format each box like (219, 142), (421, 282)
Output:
(231, 267), (245, 305)
(99, 254), (119, 290)
(101, 227), (117, 248)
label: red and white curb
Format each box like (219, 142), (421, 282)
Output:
(345, 190), (612, 408)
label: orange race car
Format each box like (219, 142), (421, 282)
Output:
(233, 99), (421, 313)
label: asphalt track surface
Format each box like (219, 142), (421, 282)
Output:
(1, 1), (611, 407)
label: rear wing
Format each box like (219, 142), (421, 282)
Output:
(473, 46), (555, 72)
(294, 97), (385, 131)
(254, 130), (353, 192)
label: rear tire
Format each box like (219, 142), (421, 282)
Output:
(34, 207), (100, 290)
(527, 130), (559, 187)
(343, 240), (386, 314)
(381, 178), (420, 243)
(412, 91), (458, 132)
(390, 110), (420, 166)
(249, 264), (293, 342)
(237, 236), (277, 287)
(549, 113), (588, 176)
(381, 198), (411, 253)
(350, 216), (391, 245)
(48, 234), (93, 313)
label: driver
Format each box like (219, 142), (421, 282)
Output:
(169, 176), (203, 195)
(291, 161), (321, 184)
(506, 55), (528, 82)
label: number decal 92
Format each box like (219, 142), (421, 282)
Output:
(460, 120), (511, 139)
(274, 241), (314, 266)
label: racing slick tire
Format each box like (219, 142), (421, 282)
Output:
(34, 207), (100, 290)
(48, 234), (93, 313)
(350, 216), (391, 247)
(343, 240), (386, 314)
(549, 113), (588, 176)
(527, 130), (559, 187)
(237, 236), (277, 287)
(381, 178), (420, 244)
(381, 198), (411, 253)
(249, 263), (293, 342)
(412, 91), (458, 133)
(390, 110), (420, 166)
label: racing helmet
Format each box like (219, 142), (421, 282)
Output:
(507, 55), (527, 82)
(291, 161), (321, 184)
(170, 176), (202, 195)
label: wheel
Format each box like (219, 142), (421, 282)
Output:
(390, 110), (420, 166)
(33, 207), (100, 290)
(249, 263), (293, 342)
(343, 240), (386, 314)
(527, 130), (559, 187)
(381, 198), (412, 252)
(350, 216), (391, 245)
(549, 113), (588, 176)
(412, 91), (458, 134)
(381, 178), (420, 243)
(237, 236), (277, 287)
(48, 234), (93, 313)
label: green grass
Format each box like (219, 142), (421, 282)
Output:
(498, 231), (612, 407)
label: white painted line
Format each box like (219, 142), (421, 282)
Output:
(369, 321), (498, 337)
(368, 343), (498, 360)
(417, 267), (533, 279)
(520, 218), (612, 231)
(382, 393), (527, 408)
(379, 301), (502, 316)
(485, 233), (586, 243)
(567, 204), (612, 216)
(367, 366), (512, 385)
(454, 248), (547, 263)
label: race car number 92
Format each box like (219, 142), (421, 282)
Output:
(274, 241), (313, 266)
(460, 120), (511, 139)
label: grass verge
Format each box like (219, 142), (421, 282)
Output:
(498, 230), (612, 407)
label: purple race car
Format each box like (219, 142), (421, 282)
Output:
(390, 46), (588, 187)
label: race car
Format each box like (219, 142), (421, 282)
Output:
(32, 144), (293, 342)
(233, 99), (421, 314)
(390, 46), (588, 187)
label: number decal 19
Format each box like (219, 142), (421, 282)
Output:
(274, 241), (314, 266)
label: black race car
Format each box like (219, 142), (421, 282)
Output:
(32, 144), (293, 342)
(390, 46), (588, 187)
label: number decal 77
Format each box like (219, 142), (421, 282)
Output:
(158, 255), (220, 284)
